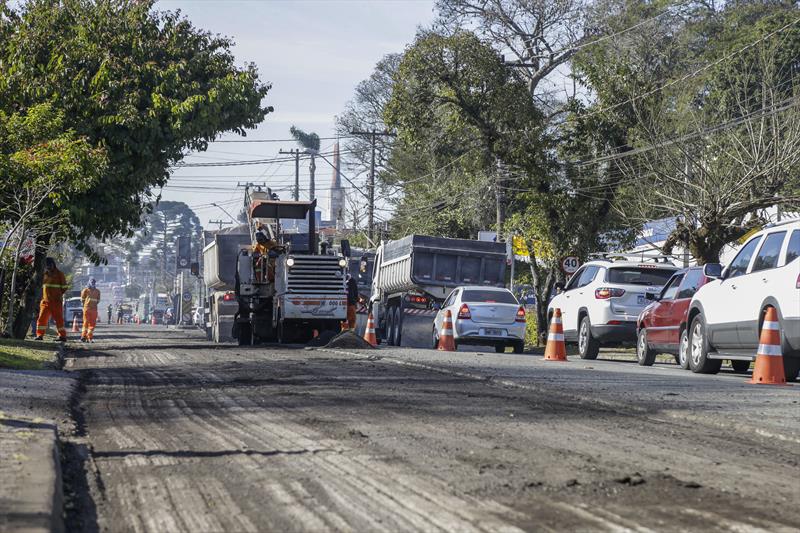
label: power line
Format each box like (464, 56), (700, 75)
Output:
(212, 135), (356, 144)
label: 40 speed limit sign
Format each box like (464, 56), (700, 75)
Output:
(561, 256), (580, 274)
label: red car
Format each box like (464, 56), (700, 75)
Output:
(636, 267), (712, 369)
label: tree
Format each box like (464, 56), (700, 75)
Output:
(577, 2), (800, 263)
(0, 0), (272, 256)
(385, 30), (545, 230)
(290, 126), (321, 200)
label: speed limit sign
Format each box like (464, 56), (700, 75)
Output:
(561, 256), (580, 274)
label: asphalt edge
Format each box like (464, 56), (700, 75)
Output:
(318, 347), (800, 446)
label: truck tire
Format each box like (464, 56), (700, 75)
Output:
(578, 316), (600, 360)
(784, 357), (800, 382)
(205, 325), (212, 341)
(394, 307), (402, 347)
(386, 307), (396, 346)
(237, 323), (252, 346)
(688, 314), (721, 374)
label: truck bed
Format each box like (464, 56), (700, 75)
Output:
(203, 233), (251, 290)
(377, 235), (507, 298)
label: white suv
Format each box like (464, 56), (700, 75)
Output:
(548, 260), (679, 359)
(687, 219), (800, 381)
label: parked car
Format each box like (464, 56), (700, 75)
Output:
(192, 306), (204, 327)
(433, 286), (526, 353)
(63, 297), (83, 328)
(636, 267), (712, 369)
(687, 219), (800, 381)
(548, 259), (679, 359)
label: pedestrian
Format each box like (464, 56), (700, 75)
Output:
(252, 229), (277, 282)
(346, 273), (358, 330)
(80, 278), (101, 343)
(34, 257), (69, 341)
(107, 304), (113, 324)
(117, 306), (124, 324)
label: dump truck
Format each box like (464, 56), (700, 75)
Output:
(369, 235), (507, 346)
(203, 231), (252, 342)
(232, 189), (348, 345)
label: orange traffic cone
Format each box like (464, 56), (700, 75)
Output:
(363, 313), (377, 346)
(750, 307), (786, 385)
(438, 310), (456, 351)
(544, 308), (567, 361)
(72, 318), (79, 333)
(151, 315), (156, 325)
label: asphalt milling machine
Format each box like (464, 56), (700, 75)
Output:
(232, 189), (349, 345)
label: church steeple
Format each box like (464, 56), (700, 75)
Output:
(328, 141), (345, 228)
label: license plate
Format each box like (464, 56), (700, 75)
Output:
(637, 295), (645, 305)
(484, 328), (503, 336)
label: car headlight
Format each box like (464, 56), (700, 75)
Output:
(286, 257), (295, 267)
(338, 258), (347, 268)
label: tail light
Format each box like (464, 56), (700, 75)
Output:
(222, 293), (235, 302)
(457, 303), (471, 320)
(515, 306), (526, 323)
(595, 287), (625, 299)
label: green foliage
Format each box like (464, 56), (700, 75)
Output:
(0, 0), (272, 258)
(290, 126), (321, 151)
(524, 311), (539, 349)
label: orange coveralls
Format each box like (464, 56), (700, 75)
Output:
(253, 241), (277, 282)
(36, 268), (69, 339)
(80, 287), (101, 340)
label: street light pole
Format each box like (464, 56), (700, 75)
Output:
(211, 203), (238, 225)
(350, 129), (394, 242)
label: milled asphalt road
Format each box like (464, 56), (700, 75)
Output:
(61, 324), (799, 532)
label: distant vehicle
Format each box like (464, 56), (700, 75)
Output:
(433, 286), (526, 353)
(548, 259), (679, 359)
(370, 235), (508, 347)
(192, 307), (205, 327)
(63, 297), (83, 328)
(636, 267), (711, 369)
(687, 219), (800, 381)
(163, 308), (175, 325)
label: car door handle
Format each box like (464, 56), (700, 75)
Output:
(731, 284), (737, 289)
(762, 278), (768, 283)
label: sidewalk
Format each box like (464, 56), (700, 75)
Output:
(0, 362), (76, 533)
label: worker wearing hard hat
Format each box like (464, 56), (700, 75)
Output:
(253, 229), (278, 282)
(80, 278), (101, 342)
(34, 257), (69, 341)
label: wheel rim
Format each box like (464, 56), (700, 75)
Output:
(579, 321), (588, 353)
(691, 322), (703, 366)
(679, 332), (688, 367)
(637, 331), (647, 361)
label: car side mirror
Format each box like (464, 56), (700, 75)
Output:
(703, 263), (723, 279)
(645, 292), (658, 301)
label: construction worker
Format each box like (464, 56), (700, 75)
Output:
(80, 278), (101, 342)
(253, 229), (278, 282)
(346, 273), (358, 330)
(34, 257), (69, 341)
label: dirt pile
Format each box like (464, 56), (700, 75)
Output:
(324, 331), (375, 350)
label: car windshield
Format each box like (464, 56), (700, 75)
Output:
(461, 290), (517, 304)
(607, 267), (675, 286)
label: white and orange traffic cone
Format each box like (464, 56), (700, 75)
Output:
(751, 307), (786, 385)
(438, 310), (456, 352)
(544, 308), (567, 361)
(72, 319), (80, 333)
(363, 313), (377, 347)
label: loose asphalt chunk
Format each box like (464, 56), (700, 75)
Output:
(324, 330), (375, 350)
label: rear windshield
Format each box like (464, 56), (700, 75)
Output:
(607, 267), (675, 286)
(461, 290), (517, 304)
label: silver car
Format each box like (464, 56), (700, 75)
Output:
(433, 286), (527, 353)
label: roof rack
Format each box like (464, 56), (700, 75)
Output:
(589, 251), (677, 264)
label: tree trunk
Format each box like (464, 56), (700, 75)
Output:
(12, 243), (47, 339)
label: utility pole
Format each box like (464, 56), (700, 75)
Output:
(308, 153), (316, 201)
(208, 219), (231, 231)
(279, 149), (301, 201)
(351, 129), (394, 242)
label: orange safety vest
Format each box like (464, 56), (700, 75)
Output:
(81, 287), (101, 311)
(42, 269), (68, 302)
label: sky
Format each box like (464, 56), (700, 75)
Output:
(156, 0), (437, 228)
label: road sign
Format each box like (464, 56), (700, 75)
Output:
(561, 256), (580, 274)
(182, 291), (192, 302)
(178, 257), (189, 268)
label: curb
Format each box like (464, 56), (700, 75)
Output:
(0, 417), (65, 533)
